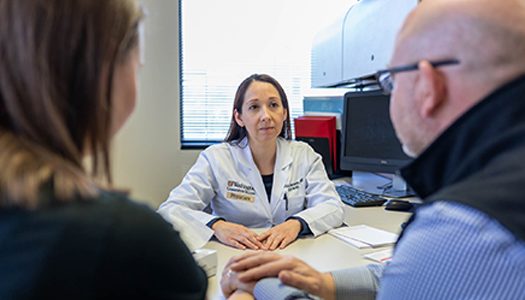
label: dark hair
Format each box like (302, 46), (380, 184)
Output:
(224, 74), (292, 144)
(0, 0), (144, 208)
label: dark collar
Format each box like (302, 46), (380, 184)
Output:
(401, 74), (525, 200)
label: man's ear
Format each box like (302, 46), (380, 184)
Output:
(234, 109), (244, 127)
(417, 60), (446, 117)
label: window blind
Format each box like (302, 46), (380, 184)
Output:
(180, 0), (356, 148)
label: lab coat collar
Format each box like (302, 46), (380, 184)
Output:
(275, 137), (293, 171)
(233, 137), (293, 172)
(233, 137), (255, 171)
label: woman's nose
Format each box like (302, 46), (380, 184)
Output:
(260, 106), (271, 120)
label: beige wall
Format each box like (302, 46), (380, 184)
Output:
(112, 0), (200, 209)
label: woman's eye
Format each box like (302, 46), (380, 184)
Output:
(249, 105), (258, 110)
(270, 102), (280, 108)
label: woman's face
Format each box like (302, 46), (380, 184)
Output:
(234, 81), (287, 146)
(110, 46), (142, 136)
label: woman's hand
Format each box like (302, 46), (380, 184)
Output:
(212, 220), (266, 250)
(221, 256), (257, 298)
(230, 252), (336, 300)
(257, 219), (302, 250)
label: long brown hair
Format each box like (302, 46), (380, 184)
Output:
(0, 0), (144, 208)
(224, 74), (292, 144)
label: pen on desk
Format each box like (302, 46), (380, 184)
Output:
(284, 193), (288, 210)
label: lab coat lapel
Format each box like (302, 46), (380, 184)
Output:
(235, 139), (273, 218)
(271, 138), (293, 219)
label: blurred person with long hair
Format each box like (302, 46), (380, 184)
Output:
(0, 1), (207, 299)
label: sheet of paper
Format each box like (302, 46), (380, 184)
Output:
(329, 225), (399, 247)
(363, 248), (394, 263)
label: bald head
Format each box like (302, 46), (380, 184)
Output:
(393, 0), (525, 94)
(388, 0), (525, 157)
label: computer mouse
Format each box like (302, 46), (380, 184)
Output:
(384, 199), (414, 212)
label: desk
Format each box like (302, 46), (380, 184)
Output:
(205, 172), (415, 299)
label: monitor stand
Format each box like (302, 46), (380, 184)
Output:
(382, 173), (415, 198)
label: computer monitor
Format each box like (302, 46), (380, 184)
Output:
(340, 90), (413, 196)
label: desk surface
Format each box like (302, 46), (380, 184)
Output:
(205, 172), (415, 300)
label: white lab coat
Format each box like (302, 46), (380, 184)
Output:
(158, 137), (344, 237)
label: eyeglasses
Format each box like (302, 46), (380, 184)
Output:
(375, 59), (460, 95)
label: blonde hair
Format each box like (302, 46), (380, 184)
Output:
(0, 0), (144, 208)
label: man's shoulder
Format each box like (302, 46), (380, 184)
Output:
(384, 201), (525, 298)
(405, 201), (525, 251)
(413, 201), (503, 230)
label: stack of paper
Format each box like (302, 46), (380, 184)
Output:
(364, 249), (394, 263)
(329, 225), (399, 249)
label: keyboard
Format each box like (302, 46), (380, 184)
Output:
(336, 185), (387, 207)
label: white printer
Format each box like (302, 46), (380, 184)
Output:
(311, 0), (420, 88)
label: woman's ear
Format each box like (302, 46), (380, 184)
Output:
(234, 109), (244, 127)
(417, 60), (446, 118)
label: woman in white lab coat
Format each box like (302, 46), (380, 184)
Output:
(158, 74), (344, 250)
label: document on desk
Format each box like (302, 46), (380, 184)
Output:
(330, 233), (371, 248)
(329, 225), (399, 248)
(364, 248), (394, 263)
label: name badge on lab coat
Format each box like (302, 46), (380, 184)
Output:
(226, 192), (255, 203)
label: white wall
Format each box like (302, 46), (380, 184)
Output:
(112, 0), (200, 209)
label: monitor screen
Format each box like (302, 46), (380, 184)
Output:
(340, 90), (412, 174)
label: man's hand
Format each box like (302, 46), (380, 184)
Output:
(212, 220), (266, 250)
(257, 219), (302, 250)
(229, 252), (336, 300)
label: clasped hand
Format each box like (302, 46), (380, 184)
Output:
(221, 252), (335, 300)
(212, 219), (302, 250)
